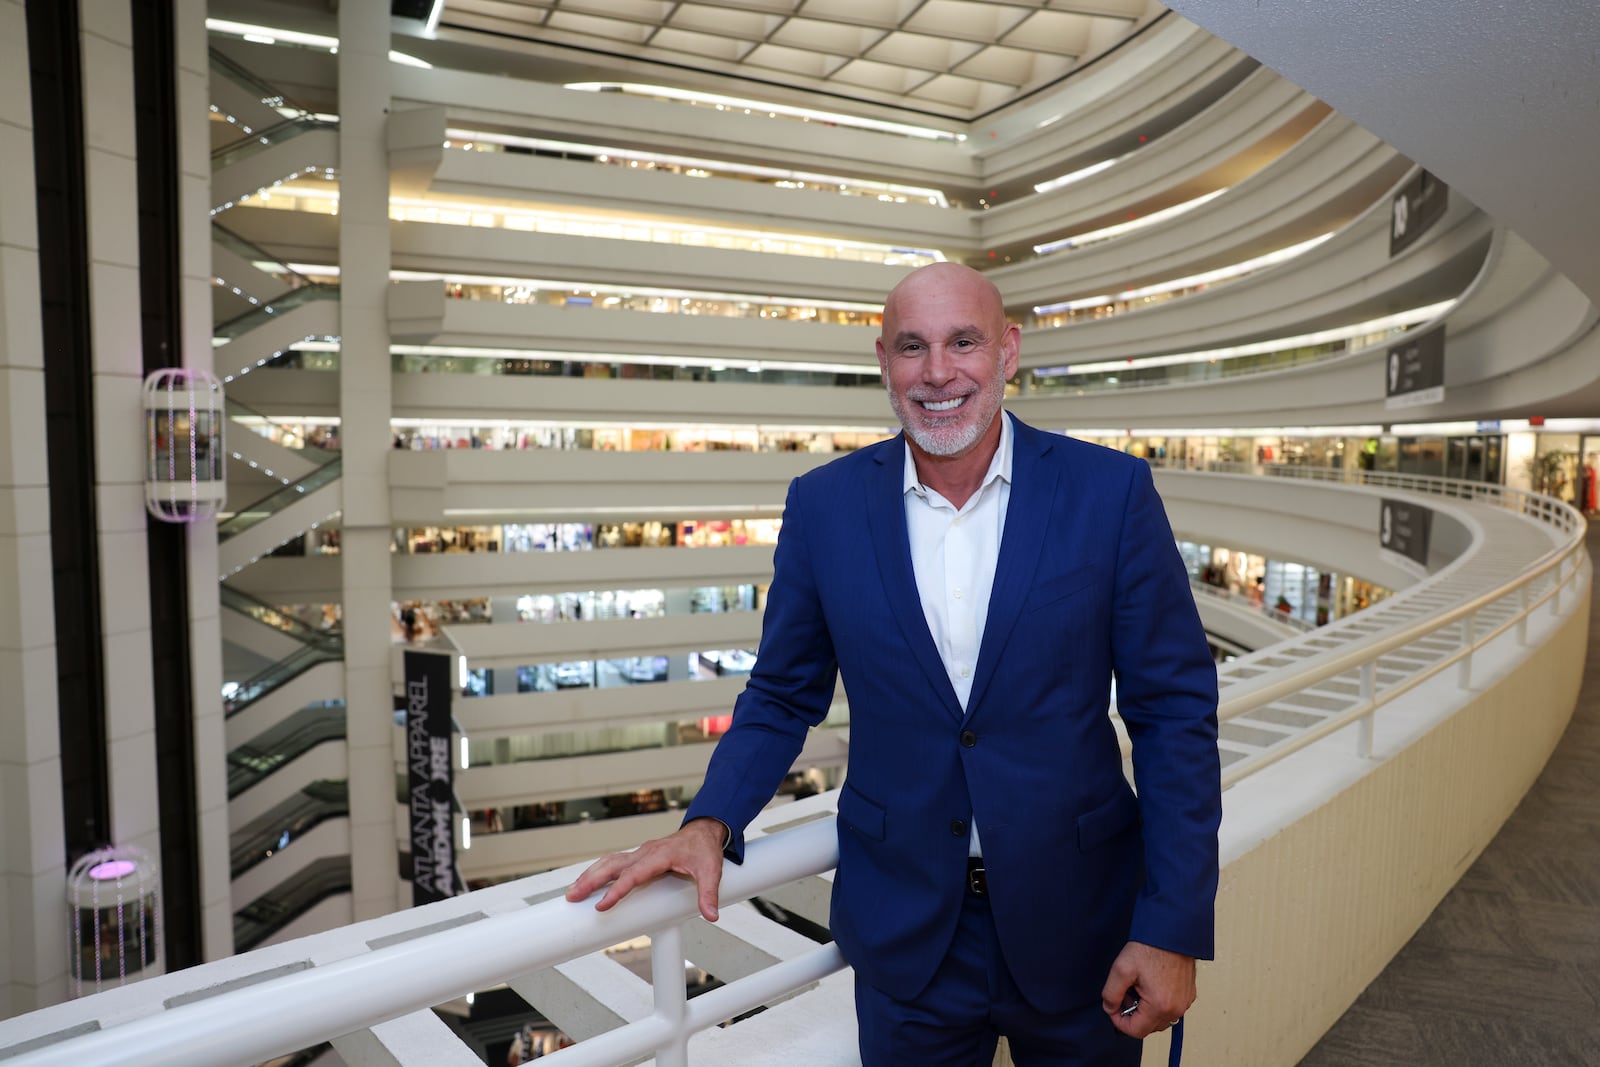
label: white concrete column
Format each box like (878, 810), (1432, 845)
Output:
(78, 0), (161, 882)
(0, 0), (68, 1018)
(338, 2), (400, 919)
(175, 0), (234, 962)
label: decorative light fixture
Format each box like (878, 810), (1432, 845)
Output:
(144, 369), (226, 522)
(66, 845), (163, 997)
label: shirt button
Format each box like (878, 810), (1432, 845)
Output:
(953, 516), (963, 527)
(959, 666), (971, 678)
(952, 587), (963, 599)
(960, 730), (977, 747)
(950, 819), (967, 836)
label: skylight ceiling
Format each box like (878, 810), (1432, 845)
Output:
(438, 0), (1166, 120)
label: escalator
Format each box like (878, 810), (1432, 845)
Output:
(217, 457), (342, 579)
(231, 779), (348, 881)
(227, 700), (346, 799)
(226, 396), (332, 488)
(211, 221), (330, 314)
(233, 854), (351, 953)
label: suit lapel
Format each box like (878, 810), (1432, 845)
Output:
(866, 435), (964, 719)
(966, 416), (1057, 718)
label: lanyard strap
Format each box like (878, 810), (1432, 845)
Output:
(1167, 1018), (1184, 1067)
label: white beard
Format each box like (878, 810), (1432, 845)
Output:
(890, 357), (1008, 457)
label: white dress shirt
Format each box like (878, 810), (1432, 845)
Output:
(903, 413), (1013, 856)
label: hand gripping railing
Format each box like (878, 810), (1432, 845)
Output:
(0, 818), (844, 1067)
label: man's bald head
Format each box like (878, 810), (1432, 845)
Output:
(881, 262), (1006, 335)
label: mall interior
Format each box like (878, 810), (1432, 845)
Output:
(2, 0), (1598, 1064)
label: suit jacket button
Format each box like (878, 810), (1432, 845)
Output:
(960, 730), (977, 748)
(950, 820), (967, 836)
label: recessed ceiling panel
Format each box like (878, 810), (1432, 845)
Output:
(1001, 10), (1097, 56)
(955, 44), (1078, 86)
(560, 0), (678, 22)
(648, 27), (758, 64)
(545, 10), (656, 45)
(669, 4), (787, 41)
(903, 1), (1035, 42)
(767, 17), (885, 56)
(865, 31), (986, 73)
(830, 56), (929, 95)
(741, 41), (856, 81)
(442, 0), (1160, 119)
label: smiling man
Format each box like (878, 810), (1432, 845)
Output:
(570, 262), (1221, 1067)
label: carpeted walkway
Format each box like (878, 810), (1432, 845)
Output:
(1298, 523), (1600, 1066)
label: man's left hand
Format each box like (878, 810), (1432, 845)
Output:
(1100, 941), (1196, 1039)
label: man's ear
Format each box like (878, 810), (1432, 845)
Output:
(1002, 323), (1021, 380)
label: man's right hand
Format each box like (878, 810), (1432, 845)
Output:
(565, 817), (729, 922)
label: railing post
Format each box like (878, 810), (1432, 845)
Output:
(1458, 611), (1476, 688)
(1518, 583), (1529, 645)
(1357, 661), (1375, 758)
(1552, 556), (1564, 617)
(652, 922), (690, 1067)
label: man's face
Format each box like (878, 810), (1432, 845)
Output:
(876, 266), (1020, 458)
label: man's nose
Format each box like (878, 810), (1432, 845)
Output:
(924, 343), (958, 383)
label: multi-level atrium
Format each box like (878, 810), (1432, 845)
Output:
(3, 1), (1599, 1065)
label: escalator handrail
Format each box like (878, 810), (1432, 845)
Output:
(213, 283), (339, 339)
(220, 583), (343, 650)
(225, 641), (342, 718)
(225, 396), (343, 469)
(217, 456), (342, 542)
(212, 220), (326, 293)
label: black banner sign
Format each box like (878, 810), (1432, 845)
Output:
(405, 650), (457, 906)
(1385, 327), (1445, 410)
(1390, 170), (1448, 257)
(1379, 499), (1432, 569)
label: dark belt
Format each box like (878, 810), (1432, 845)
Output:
(966, 857), (988, 896)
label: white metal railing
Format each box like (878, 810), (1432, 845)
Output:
(1155, 462), (1587, 786)
(1188, 578), (1317, 633)
(0, 466), (1587, 1067)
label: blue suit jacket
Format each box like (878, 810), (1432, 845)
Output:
(684, 414), (1220, 1012)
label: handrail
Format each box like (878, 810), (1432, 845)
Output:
(213, 284), (339, 340)
(218, 456), (343, 542)
(1152, 461), (1588, 787)
(1, 467), (1587, 1067)
(0, 815), (843, 1067)
(1188, 578), (1316, 633)
(225, 642), (342, 718)
(211, 221), (324, 292)
(227, 701), (347, 798)
(231, 780), (348, 878)
(208, 47), (314, 121)
(211, 112), (337, 171)
(220, 583), (342, 649)
(225, 397), (343, 470)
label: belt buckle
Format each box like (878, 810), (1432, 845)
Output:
(967, 863), (986, 896)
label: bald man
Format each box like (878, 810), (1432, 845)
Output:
(571, 263), (1220, 1066)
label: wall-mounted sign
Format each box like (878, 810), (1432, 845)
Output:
(405, 650), (458, 906)
(1390, 170), (1448, 257)
(1385, 327), (1446, 410)
(1379, 498), (1433, 571)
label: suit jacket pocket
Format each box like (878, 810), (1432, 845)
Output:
(1076, 786), (1140, 852)
(1023, 564), (1099, 615)
(837, 782), (886, 842)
